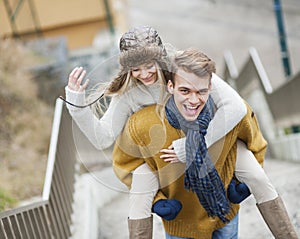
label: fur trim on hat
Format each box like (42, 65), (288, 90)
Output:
(119, 44), (164, 69)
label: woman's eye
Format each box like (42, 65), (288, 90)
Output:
(132, 68), (139, 72)
(147, 64), (154, 69)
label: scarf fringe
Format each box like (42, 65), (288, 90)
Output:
(185, 162), (231, 223)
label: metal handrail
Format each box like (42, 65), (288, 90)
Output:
(223, 47), (277, 142)
(223, 47), (300, 162)
(224, 47), (300, 129)
(0, 98), (78, 239)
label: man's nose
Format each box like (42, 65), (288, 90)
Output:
(188, 93), (199, 103)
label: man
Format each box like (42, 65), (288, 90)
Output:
(112, 48), (266, 238)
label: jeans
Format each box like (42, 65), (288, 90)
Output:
(165, 213), (239, 239)
(212, 213), (239, 239)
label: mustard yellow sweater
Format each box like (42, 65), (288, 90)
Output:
(113, 102), (267, 239)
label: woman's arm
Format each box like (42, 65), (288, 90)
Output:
(65, 86), (133, 150)
(206, 73), (247, 147)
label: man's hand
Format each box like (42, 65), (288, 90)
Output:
(152, 199), (182, 221)
(227, 179), (251, 204)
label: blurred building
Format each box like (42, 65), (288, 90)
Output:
(0, 0), (127, 49)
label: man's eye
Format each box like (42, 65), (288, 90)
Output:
(180, 89), (188, 94)
(199, 89), (209, 95)
(132, 68), (139, 72)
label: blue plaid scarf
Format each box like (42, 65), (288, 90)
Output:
(165, 96), (230, 223)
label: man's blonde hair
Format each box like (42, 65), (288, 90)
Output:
(170, 48), (216, 84)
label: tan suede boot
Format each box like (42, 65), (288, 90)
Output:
(128, 216), (153, 239)
(257, 196), (298, 239)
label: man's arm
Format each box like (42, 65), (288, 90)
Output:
(112, 118), (146, 188)
(236, 101), (268, 166)
(112, 111), (169, 203)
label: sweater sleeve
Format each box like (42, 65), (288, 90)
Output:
(113, 132), (168, 203)
(112, 107), (170, 205)
(236, 101), (268, 166)
(172, 138), (186, 163)
(206, 73), (247, 147)
(65, 86), (133, 150)
(112, 112), (149, 189)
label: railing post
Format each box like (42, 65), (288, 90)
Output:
(273, 0), (291, 78)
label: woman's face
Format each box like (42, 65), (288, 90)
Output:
(131, 62), (158, 85)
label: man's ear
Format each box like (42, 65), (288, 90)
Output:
(167, 80), (174, 94)
(208, 81), (212, 91)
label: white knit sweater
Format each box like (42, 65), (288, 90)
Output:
(65, 73), (247, 161)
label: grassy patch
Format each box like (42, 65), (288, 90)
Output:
(0, 188), (17, 212)
(0, 39), (53, 208)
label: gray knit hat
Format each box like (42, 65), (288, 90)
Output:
(118, 26), (167, 69)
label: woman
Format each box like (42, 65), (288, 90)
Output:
(64, 26), (297, 239)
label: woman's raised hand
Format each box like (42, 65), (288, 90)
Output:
(68, 66), (89, 92)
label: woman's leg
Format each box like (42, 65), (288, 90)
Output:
(128, 163), (159, 239)
(129, 163), (159, 219)
(235, 140), (298, 239)
(235, 140), (277, 203)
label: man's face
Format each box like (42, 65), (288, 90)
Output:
(167, 68), (211, 121)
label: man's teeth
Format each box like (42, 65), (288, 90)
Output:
(186, 105), (198, 110)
